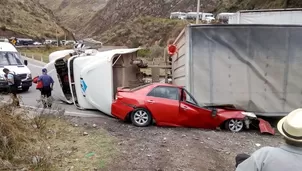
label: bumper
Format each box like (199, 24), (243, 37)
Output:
(0, 81), (8, 89)
(0, 79), (32, 89)
(21, 80), (32, 88)
(111, 101), (134, 120)
(258, 118), (275, 135)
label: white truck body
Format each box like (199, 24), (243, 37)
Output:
(172, 24), (302, 116)
(228, 8), (302, 24)
(46, 48), (142, 116)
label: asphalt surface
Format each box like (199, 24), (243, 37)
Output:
(1, 57), (107, 118)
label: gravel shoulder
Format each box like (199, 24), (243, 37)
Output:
(68, 115), (283, 171)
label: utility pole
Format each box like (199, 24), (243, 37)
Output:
(56, 26), (59, 47)
(196, 0), (200, 24)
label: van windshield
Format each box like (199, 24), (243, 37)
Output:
(0, 52), (23, 66)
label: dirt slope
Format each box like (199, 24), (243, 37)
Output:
(0, 0), (71, 39)
(39, 0), (108, 33)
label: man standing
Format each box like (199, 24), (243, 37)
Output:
(38, 68), (54, 107)
(236, 108), (302, 171)
(3, 68), (20, 106)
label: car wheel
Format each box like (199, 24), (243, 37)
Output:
(131, 108), (152, 127)
(225, 119), (244, 132)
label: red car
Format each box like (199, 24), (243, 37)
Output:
(111, 83), (275, 134)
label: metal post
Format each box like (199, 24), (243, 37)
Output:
(196, 0), (200, 24)
(164, 47), (168, 83)
(56, 27), (59, 47)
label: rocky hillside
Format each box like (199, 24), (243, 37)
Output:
(215, 0), (302, 12)
(100, 17), (190, 47)
(79, 0), (218, 38)
(0, 0), (72, 39)
(39, 0), (302, 46)
(39, 0), (108, 34)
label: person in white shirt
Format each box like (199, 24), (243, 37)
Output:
(236, 108), (302, 171)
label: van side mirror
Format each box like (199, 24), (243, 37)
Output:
(211, 108), (217, 117)
(24, 60), (28, 66)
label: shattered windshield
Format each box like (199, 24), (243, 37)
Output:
(0, 52), (23, 66)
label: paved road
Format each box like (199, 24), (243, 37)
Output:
(2, 57), (106, 118)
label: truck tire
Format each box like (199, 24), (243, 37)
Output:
(22, 87), (30, 92)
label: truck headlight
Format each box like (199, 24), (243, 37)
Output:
(241, 112), (257, 118)
(28, 74), (32, 79)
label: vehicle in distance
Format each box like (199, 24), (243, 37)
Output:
(111, 83), (275, 134)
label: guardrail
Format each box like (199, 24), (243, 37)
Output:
(16, 45), (46, 48)
(20, 52), (48, 63)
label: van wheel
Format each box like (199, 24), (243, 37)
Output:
(131, 108), (152, 127)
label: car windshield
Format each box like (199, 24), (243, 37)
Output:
(182, 88), (200, 106)
(0, 51), (23, 66)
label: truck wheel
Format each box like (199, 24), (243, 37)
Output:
(131, 108), (152, 127)
(225, 119), (244, 132)
(22, 87), (30, 92)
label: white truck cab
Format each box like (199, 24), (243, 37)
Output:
(45, 46), (144, 116)
(0, 42), (32, 91)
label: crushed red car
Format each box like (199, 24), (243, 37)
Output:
(111, 83), (275, 135)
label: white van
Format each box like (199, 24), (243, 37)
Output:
(0, 42), (32, 91)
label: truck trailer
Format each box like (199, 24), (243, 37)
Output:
(228, 8), (302, 24)
(171, 24), (302, 116)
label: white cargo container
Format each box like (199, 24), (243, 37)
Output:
(172, 24), (302, 116)
(228, 8), (302, 24)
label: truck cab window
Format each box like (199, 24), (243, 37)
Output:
(147, 86), (179, 100)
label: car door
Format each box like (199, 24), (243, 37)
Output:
(179, 89), (216, 129)
(144, 86), (181, 126)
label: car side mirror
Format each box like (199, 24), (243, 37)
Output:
(24, 60), (28, 66)
(211, 108), (217, 117)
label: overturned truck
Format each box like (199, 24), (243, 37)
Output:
(45, 48), (145, 115)
(172, 24), (302, 116)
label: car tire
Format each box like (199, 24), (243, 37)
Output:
(131, 108), (152, 127)
(225, 119), (244, 132)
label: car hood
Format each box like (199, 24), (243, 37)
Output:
(0, 65), (31, 76)
(203, 103), (245, 111)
